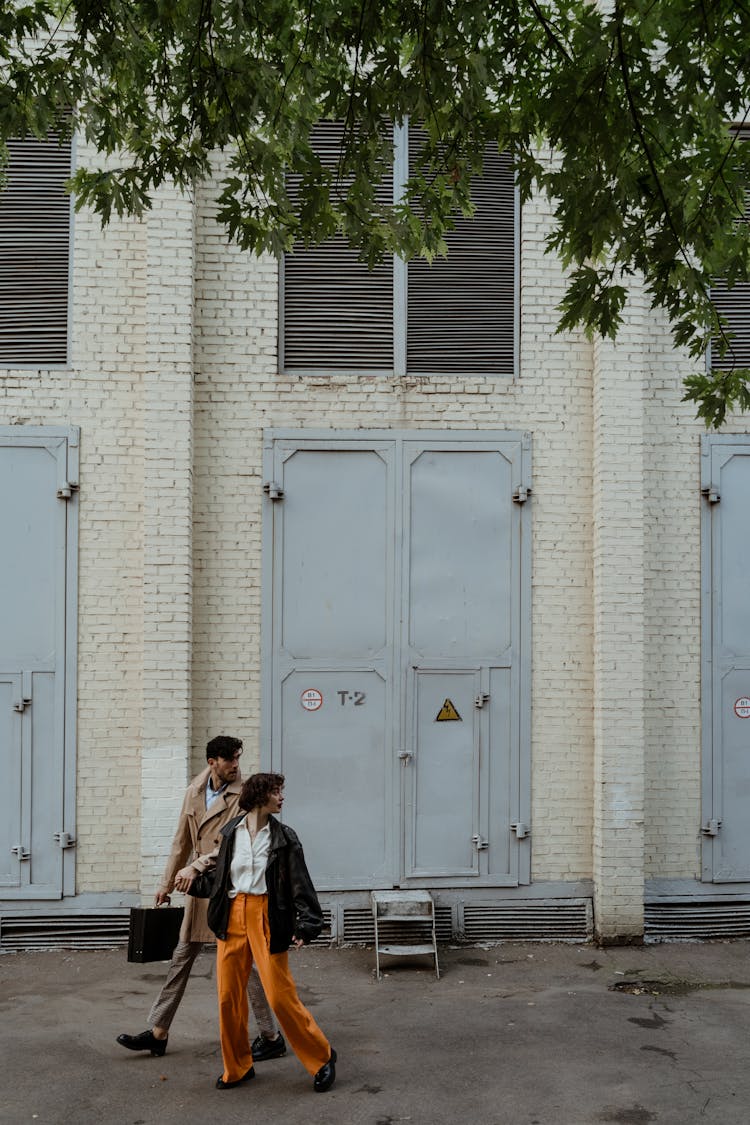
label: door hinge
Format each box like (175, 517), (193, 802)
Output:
(701, 818), (721, 837)
(57, 480), (79, 500)
(11, 845), (30, 860)
(13, 696), (31, 713)
(54, 831), (76, 849)
(263, 481), (285, 501)
(510, 822), (531, 839)
(512, 485), (531, 504)
(701, 485), (720, 504)
(474, 693), (490, 709)
(472, 834), (489, 850)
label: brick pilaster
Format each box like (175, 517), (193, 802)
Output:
(592, 294), (647, 941)
(140, 187), (196, 892)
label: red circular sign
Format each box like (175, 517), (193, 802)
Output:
(301, 688), (323, 712)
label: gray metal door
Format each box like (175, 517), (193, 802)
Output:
(266, 440), (396, 890)
(0, 427), (78, 898)
(702, 436), (750, 881)
(263, 430), (530, 891)
(402, 443), (522, 882)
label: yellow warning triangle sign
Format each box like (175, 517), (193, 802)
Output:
(435, 698), (462, 722)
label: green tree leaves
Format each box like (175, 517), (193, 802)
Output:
(2, 0), (750, 424)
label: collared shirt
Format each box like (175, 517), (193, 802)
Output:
(228, 817), (270, 897)
(205, 779), (228, 810)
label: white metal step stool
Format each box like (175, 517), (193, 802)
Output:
(371, 890), (440, 979)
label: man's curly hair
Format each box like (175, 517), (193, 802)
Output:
(239, 772), (285, 812)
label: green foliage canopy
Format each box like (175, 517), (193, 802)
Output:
(2, 0), (750, 425)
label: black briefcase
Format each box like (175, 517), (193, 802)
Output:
(127, 906), (184, 963)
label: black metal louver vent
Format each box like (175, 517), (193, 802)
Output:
(0, 132), (72, 365)
(645, 900), (750, 942)
(462, 901), (592, 943)
(0, 913), (128, 951)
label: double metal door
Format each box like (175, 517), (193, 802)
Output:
(263, 430), (531, 890)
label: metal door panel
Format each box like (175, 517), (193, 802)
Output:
(405, 669), (480, 878)
(407, 449), (514, 660)
(0, 443), (64, 665)
(715, 454), (750, 657)
(279, 670), (388, 888)
(268, 439), (396, 889)
(0, 675), (23, 888)
(712, 667), (750, 880)
(279, 448), (390, 659)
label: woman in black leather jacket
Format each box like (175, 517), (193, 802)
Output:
(187, 772), (336, 1093)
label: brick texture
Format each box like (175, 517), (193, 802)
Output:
(1, 142), (732, 934)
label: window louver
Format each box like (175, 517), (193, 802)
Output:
(710, 278), (750, 369)
(282, 124), (518, 377)
(283, 122), (394, 372)
(407, 143), (515, 375)
(0, 133), (71, 365)
(710, 126), (750, 372)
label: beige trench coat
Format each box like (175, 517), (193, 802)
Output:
(157, 765), (243, 944)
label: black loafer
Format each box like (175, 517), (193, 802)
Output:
(313, 1048), (337, 1093)
(251, 1032), (287, 1061)
(216, 1066), (255, 1090)
(116, 1029), (168, 1057)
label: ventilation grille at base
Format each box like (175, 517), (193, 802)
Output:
(1, 901), (594, 951)
(0, 914), (129, 951)
(645, 900), (750, 942)
(0, 908), (333, 953)
(343, 906), (452, 945)
(309, 909), (333, 946)
(463, 901), (592, 943)
(342, 901), (592, 944)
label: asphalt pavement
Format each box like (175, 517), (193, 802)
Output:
(2, 939), (750, 1125)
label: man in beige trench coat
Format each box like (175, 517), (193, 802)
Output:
(116, 735), (286, 1062)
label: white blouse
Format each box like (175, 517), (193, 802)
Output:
(228, 817), (271, 897)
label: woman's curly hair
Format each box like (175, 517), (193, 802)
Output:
(239, 772), (285, 812)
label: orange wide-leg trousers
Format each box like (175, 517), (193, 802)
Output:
(216, 893), (331, 1084)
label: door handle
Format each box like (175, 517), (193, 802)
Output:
(398, 751), (412, 763)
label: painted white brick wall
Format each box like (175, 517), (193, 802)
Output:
(192, 168), (596, 886)
(1, 136), (147, 894)
(3, 140), (734, 930)
(643, 321), (704, 882)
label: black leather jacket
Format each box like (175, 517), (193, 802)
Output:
(188, 813), (324, 952)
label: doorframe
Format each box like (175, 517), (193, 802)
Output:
(261, 428), (532, 889)
(700, 433), (750, 883)
(0, 425), (79, 900)
(700, 434), (713, 882)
